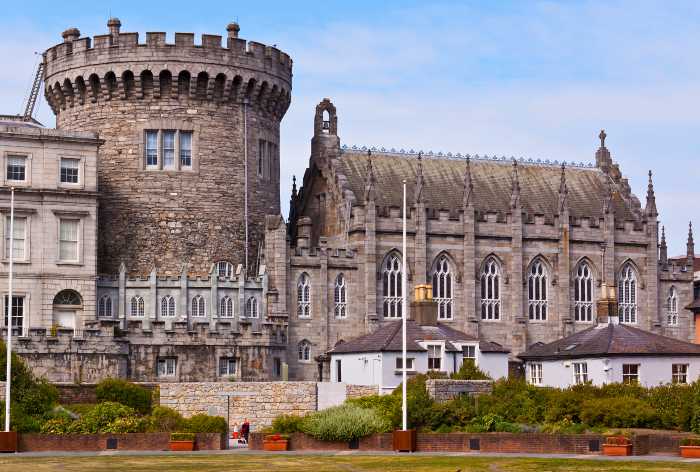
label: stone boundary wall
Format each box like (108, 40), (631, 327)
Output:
(250, 432), (604, 455)
(18, 433), (224, 452)
(52, 382), (159, 404)
(345, 384), (379, 398)
(425, 379), (493, 402)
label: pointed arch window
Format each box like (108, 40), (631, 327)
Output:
(220, 296), (234, 318)
(160, 295), (176, 317)
(528, 260), (548, 321)
(298, 340), (311, 362)
(130, 296), (145, 317)
(480, 258), (501, 321)
(191, 295), (206, 317)
(383, 254), (402, 318)
(98, 295), (112, 318)
(431, 255), (453, 320)
(297, 273), (311, 318)
(666, 286), (678, 326)
(574, 262), (594, 322)
(245, 297), (258, 318)
(618, 264), (637, 324)
(334, 273), (347, 318)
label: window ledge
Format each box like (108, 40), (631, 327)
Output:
(394, 370), (417, 375)
(56, 261), (83, 266)
(0, 259), (30, 265)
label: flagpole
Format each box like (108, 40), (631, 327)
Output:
(401, 179), (407, 431)
(5, 187), (14, 432)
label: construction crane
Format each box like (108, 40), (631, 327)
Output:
(22, 61), (44, 122)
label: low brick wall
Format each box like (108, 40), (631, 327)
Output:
(18, 433), (224, 452)
(425, 379), (493, 402)
(633, 433), (694, 455)
(250, 432), (604, 454)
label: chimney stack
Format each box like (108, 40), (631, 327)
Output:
(410, 284), (438, 326)
(596, 283), (618, 325)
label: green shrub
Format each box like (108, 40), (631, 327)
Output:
(346, 395), (401, 428)
(95, 379), (152, 414)
(76, 401), (136, 434)
(270, 414), (304, 434)
(464, 413), (521, 433)
(103, 416), (148, 434)
(300, 404), (390, 442)
(392, 374), (435, 429)
(184, 414), (228, 434)
(147, 406), (185, 432)
(66, 403), (96, 417)
(450, 360), (491, 381)
(40, 417), (74, 435)
(171, 432), (195, 441)
(426, 396), (476, 431)
(681, 437), (700, 446)
(580, 397), (658, 428)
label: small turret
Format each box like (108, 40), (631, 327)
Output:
(645, 170), (658, 218)
(107, 17), (121, 45)
(62, 28), (80, 43)
(226, 22), (240, 39)
(510, 160), (521, 209)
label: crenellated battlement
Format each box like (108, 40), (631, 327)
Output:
(43, 19), (292, 117)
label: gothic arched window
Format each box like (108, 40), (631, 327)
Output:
(245, 297), (258, 318)
(297, 273), (311, 318)
(618, 264), (638, 324)
(382, 254), (402, 318)
(220, 296), (234, 318)
(130, 296), (144, 317)
(431, 255), (453, 320)
(480, 258), (501, 321)
(667, 286), (678, 326)
(574, 262), (594, 322)
(528, 260), (548, 321)
(298, 340), (311, 362)
(191, 295), (206, 317)
(334, 273), (347, 318)
(98, 295), (112, 318)
(160, 295), (176, 317)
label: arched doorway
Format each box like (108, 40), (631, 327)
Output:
(53, 289), (82, 329)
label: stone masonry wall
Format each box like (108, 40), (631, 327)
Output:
(159, 382), (318, 431)
(426, 379), (493, 402)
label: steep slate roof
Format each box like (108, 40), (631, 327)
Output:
(518, 323), (700, 361)
(330, 320), (509, 355)
(336, 150), (637, 220)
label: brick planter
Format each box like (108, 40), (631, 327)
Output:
(680, 446), (700, 458)
(18, 433), (224, 452)
(0, 432), (17, 452)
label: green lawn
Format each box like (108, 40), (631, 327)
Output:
(0, 454), (697, 472)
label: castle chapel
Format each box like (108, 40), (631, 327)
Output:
(0, 20), (696, 382)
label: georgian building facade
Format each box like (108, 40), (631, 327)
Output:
(264, 99), (696, 380)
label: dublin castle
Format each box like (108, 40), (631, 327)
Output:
(0, 19), (696, 383)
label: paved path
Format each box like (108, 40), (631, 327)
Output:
(6, 449), (700, 463)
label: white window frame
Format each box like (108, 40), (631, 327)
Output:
(432, 255), (453, 320)
(382, 254), (402, 318)
(4, 215), (27, 262)
(528, 260), (548, 321)
(672, 363), (688, 384)
(219, 357), (237, 376)
(245, 296), (258, 318)
(58, 218), (80, 263)
(191, 294), (206, 318)
(160, 295), (176, 318)
(395, 357), (415, 372)
(6, 154), (27, 183)
(97, 295), (112, 318)
(480, 257), (501, 321)
(298, 340), (311, 363)
(59, 157), (81, 185)
(463, 344), (476, 361)
(219, 295), (234, 318)
(622, 363), (639, 384)
(4, 294), (25, 334)
(618, 264), (638, 324)
(572, 362), (588, 385)
(574, 262), (594, 322)
(216, 261), (234, 279)
(145, 130), (159, 168)
(144, 128), (195, 171)
(427, 343), (443, 371)
(297, 272), (311, 318)
(179, 131), (193, 169)
(334, 273), (347, 318)
(130, 295), (145, 317)
(157, 357), (177, 377)
(529, 363), (543, 385)
(667, 286), (678, 326)
(162, 130), (176, 169)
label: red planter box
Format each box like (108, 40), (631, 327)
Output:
(602, 444), (632, 456)
(0, 432), (17, 452)
(263, 439), (288, 451)
(169, 440), (194, 451)
(393, 430), (416, 452)
(680, 445), (700, 458)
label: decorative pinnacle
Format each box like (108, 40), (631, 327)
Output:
(689, 222), (694, 246)
(558, 164), (568, 213)
(291, 175), (297, 198)
(661, 226), (666, 244)
(599, 129), (607, 148)
(365, 150), (376, 202)
(415, 152), (424, 204)
(510, 160), (521, 209)
(688, 221), (695, 262)
(645, 170), (658, 217)
(463, 157), (474, 207)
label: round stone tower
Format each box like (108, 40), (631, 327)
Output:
(43, 19), (292, 276)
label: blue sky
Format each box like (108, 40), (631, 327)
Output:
(2, 1), (698, 255)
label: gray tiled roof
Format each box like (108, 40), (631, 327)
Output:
(337, 151), (637, 220)
(330, 320), (508, 355)
(518, 323), (700, 360)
